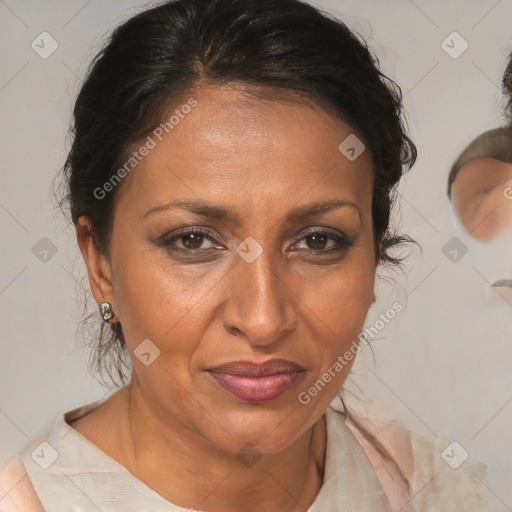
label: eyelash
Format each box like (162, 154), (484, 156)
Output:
(157, 226), (353, 256)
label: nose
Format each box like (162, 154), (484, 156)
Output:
(221, 248), (298, 347)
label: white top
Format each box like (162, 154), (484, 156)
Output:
(1, 395), (490, 511)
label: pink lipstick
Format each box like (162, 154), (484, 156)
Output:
(206, 359), (305, 403)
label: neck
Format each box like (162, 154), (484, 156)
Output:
(121, 380), (327, 512)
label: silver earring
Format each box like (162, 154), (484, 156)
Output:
(99, 302), (115, 322)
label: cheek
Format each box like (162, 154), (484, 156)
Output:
(292, 244), (375, 354)
(304, 263), (374, 341)
(109, 241), (223, 353)
(294, 257), (375, 406)
(110, 250), (225, 404)
(452, 186), (477, 220)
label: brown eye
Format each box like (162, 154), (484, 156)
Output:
(305, 233), (329, 250)
(289, 228), (353, 254)
(159, 228), (220, 252)
(180, 232), (206, 249)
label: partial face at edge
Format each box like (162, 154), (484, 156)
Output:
(451, 157), (512, 241)
(94, 84), (377, 454)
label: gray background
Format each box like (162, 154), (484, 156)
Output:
(1, 0), (511, 509)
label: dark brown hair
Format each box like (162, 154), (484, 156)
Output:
(504, 52), (512, 123)
(56, 0), (416, 395)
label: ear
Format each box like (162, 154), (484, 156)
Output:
(76, 216), (118, 321)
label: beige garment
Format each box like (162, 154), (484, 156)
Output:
(0, 394), (490, 512)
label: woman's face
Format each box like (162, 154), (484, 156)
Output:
(97, 85), (377, 455)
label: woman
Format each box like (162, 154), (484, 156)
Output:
(0, 0), (490, 510)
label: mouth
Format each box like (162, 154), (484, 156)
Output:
(205, 358), (306, 403)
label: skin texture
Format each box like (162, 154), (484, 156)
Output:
(73, 84), (378, 512)
(451, 157), (512, 241)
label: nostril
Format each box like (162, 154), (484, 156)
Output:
(229, 327), (243, 337)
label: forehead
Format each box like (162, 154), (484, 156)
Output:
(116, 84), (374, 219)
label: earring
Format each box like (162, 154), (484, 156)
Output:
(99, 302), (115, 322)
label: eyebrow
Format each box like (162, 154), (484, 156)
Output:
(142, 198), (362, 223)
(483, 176), (512, 194)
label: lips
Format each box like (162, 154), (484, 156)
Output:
(205, 358), (306, 403)
(207, 358), (305, 376)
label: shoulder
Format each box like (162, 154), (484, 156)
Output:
(0, 456), (44, 512)
(1, 393), (118, 512)
(407, 430), (490, 511)
(345, 413), (491, 512)
(344, 415), (414, 512)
